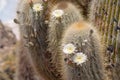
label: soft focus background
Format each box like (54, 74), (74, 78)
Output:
(0, 0), (19, 80)
(0, 0), (20, 40)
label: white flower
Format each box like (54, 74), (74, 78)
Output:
(63, 43), (76, 54)
(32, 3), (43, 12)
(52, 9), (64, 18)
(73, 52), (87, 65)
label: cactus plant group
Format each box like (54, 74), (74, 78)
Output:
(15, 0), (107, 80)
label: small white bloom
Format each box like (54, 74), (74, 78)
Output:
(52, 9), (64, 18)
(73, 52), (87, 65)
(33, 3), (43, 12)
(63, 43), (76, 54)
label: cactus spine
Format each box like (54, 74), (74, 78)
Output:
(61, 21), (105, 80)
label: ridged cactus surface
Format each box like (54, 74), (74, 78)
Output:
(94, 0), (120, 80)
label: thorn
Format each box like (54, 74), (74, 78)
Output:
(13, 18), (20, 24)
(28, 42), (34, 46)
(24, 42), (34, 47)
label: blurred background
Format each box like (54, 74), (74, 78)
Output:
(0, 0), (20, 40)
(0, 0), (19, 80)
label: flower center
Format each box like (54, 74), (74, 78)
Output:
(77, 56), (82, 60)
(68, 47), (73, 51)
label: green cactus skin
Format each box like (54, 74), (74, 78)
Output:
(48, 2), (83, 80)
(61, 21), (105, 80)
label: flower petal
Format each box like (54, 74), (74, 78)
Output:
(63, 43), (76, 54)
(33, 3), (43, 12)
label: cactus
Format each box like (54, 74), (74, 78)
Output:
(16, 0), (107, 80)
(61, 21), (105, 80)
(94, 0), (120, 80)
(16, 0), (53, 80)
(48, 0), (96, 19)
(48, 2), (83, 78)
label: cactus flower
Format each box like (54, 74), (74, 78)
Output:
(52, 9), (64, 18)
(63, 43), (76, 54)
(33, 3), (43, 12)
(73, 52), (87, 65)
